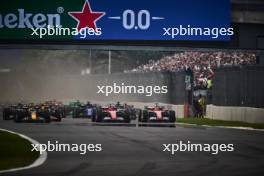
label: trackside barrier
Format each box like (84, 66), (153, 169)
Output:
(206, 105), (264, 123)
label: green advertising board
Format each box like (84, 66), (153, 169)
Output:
(0, 0), (80, 40)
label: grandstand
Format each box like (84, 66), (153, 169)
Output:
(126, 51), (256, 89)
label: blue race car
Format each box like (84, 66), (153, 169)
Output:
(72, 102), (97, 119)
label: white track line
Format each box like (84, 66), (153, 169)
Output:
(176, 122), (264, 131)
(0, 128), (47, 174)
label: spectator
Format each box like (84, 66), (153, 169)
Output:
(126, 51), (256, 89)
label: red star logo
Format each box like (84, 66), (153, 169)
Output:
(68, 0), (105, 32)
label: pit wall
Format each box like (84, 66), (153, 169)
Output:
(206, 105), (264, 123)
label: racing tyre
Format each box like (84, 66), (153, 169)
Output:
(14, 113), (22, 123)
(57, 116), (62, 122)
(92, 115), (96, 122)
(3, 108), (8, 120)
(72, 110), (76, 118)
(45, 116), (51, 123)
(57, 112), (63, 121)
(124, 112), (131, 123)
(96, 115), (103, 122)
(137, 109), (142, 120)
(91, 111), (96, 122)
(96, 110), (103, 122)
(142, 110), (148, 122)
(139, 110), (148, 126)
(72, 109), (79, 118)
(62, 108), (67, 118)
(169, 110), (176, 123)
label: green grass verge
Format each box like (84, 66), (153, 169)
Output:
(0, 130), (39, 171)
(177, 118), (264, 129)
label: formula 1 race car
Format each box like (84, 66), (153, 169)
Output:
(44, 100), (66, 119)
(3, 101), (65, 123)
(64, 101), (84, 116)
(93, 103), (131, 123)
(13, 104), (52, 123)
(72, 102), (97, 119)
(115, 102), (142, 120)
(139, 104), (176, 123)
(3, 104), (23, 120)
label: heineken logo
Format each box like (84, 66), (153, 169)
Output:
(0, 9), (61, 29)
(68, 1), (105, 32)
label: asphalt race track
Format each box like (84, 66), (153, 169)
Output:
(1, 115), (264, 176)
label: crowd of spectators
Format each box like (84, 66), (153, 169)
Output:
(125, 51), (256, 88)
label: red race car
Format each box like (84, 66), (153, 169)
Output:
(140, 104), (176, 123)
(93, 104), (131, 123)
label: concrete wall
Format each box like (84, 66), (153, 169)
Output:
(206, 104), (264, 123)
